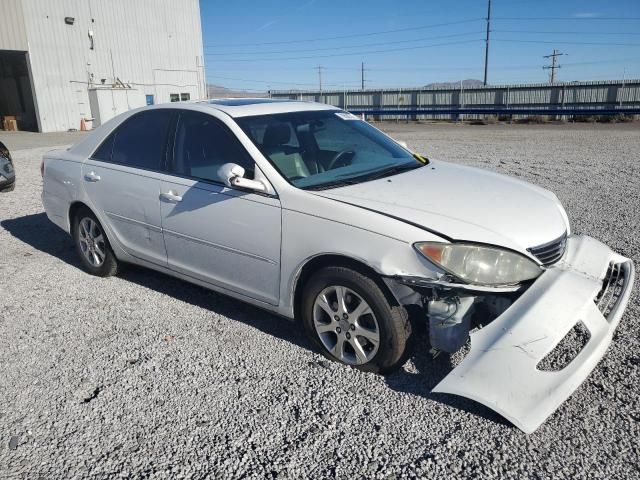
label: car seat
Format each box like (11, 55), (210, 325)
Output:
(262, 123), (310, 179)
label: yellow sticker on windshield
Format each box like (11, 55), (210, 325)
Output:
(413, 153), (429, 164)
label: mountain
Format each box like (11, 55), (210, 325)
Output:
(207, 84), (267, 99)
(423, 79), (484, 89)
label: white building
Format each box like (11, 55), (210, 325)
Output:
(0, 0), (206, 132)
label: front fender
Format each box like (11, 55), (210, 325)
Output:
(278, 207), (444, 318)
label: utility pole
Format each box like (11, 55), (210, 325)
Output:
(459, 79), (464, 122)
(619, 67), (626, 107)
(361, 62), (365, 90)
(317, 65), (323, 97)
(483, 0), (491, 86)
(543, 49), (566, 84)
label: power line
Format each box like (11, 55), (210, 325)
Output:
(208, 57), (640, 92)
(494, 16), (640, 21)
(203, 18), (483, 47)
(207, 75), (314, 87)
(207, 56), (640, 87)
(206, 74), (361, 88)
(203, 16), (640, 49)
(205, 39), (483, 62)
(205, 28), (640, 58)
(204, 31), (482, 56)
(495, 29), (640, 35)
(495, 39), (640, 46)
(358, 54), (640, 71)
(360, 57), (639, 72)
(208, 65), (364, 72)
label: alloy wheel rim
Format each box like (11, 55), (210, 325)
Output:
(313, 285), (380, 365)
(78, 217), (106, 267)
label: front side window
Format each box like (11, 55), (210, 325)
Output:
(171, 111), (254, 183)
(92, 110), (173, 171)
(236, 110), (423, 189)
(180, 93), (191, 101)
(170, 93), (180, 102)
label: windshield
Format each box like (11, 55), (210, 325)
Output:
(236, 110), (426, 189)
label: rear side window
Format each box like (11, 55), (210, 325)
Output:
(92, 110), (173, 171)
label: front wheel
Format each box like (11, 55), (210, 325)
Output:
(301, 266), (411, 374)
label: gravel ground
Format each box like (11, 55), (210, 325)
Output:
(1, 123), (639, 479)
(0, 131), (86, 151)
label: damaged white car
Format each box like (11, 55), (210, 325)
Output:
(42, 99), (635, 433)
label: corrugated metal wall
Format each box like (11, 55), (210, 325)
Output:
(9, 0), (205, 132)
(0, 0), (28, 51)
(272, 80), (640, 120)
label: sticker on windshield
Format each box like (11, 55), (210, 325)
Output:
(335, 112), (360, 120)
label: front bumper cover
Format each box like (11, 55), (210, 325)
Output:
(432, 235), (635, 433)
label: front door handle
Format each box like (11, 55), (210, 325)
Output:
(160, 191), (183, 202)
(84, 171), (101, 182)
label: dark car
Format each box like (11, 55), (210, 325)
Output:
(0, 140), (15, 192)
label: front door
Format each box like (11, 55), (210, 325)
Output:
(160, 110), (282, 304)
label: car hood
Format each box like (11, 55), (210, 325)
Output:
(314, 160), (568, 255)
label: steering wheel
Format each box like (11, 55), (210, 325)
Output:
(327, 149), (355, 170)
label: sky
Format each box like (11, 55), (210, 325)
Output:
(199, 0), (640, 92)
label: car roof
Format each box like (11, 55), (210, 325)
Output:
(197, 98), (340, 118)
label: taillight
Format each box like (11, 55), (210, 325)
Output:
(40, 158), (45, 178)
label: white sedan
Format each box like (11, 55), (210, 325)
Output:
(42, 99), (634, 433)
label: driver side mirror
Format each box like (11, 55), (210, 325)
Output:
(217, 163), (268, 193)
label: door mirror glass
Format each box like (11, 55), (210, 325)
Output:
(217, 163), (267, 193)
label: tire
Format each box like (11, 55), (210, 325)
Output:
(72, 207), (119, 277)
(301, 266), (411, 374)
(0, 182), (15, 192)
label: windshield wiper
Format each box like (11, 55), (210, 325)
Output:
(302, 162), (424, 191)
(301, 178), (361, 191)
(351, 162), (424, 182)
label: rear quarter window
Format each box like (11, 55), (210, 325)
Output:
(92, 134), (114, 162)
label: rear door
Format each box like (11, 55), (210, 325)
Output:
(82, 109), (174, 266)
(160, 110), (282, 304)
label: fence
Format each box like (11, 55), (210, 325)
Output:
(270, 79), (640, 120)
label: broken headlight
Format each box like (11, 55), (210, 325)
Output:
(414, 242), (542, 287)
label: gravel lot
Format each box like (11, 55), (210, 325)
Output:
(1, 123), (639, 479)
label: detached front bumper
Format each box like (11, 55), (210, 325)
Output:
(433, 235), (635, 433)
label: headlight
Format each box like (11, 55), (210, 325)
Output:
(414, 242), (542, 286)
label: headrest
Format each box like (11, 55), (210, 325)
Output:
(263, 123), (290, 147)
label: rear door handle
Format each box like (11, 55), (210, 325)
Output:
(160, 191), (182, 202)
(84, 171), (101, 182)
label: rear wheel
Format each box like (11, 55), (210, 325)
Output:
(301, 266), (411, 373)
(72, 208), (118, 277)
